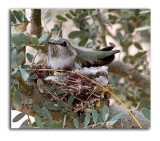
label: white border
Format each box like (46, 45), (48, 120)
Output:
(1, 0), (160, 141)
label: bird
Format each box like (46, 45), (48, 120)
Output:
(47, 38), (120, 70)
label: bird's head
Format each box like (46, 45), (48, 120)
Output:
(48, 39), (76, 58)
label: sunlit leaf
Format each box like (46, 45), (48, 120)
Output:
(102, 106), (109, 121)
(44, 32), (52, 45)
(37, 49), (42, 56)
(20, 68), (30, 81)
(142, 108), (150, 120)
(38, 33), (48, 44)
(46, 17), (51, 24)
(109, 113), (123, 125)
(13, 10), (22, 23)
(135, 26), (150, 32)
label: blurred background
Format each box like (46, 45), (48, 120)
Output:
(11, 9), (150, 128)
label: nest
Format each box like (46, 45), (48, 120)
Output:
(27, 64), (111, 113)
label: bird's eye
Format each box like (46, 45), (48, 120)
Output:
(61, 41), (67, 47)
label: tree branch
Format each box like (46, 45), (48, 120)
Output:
(108, 60), (150, 89)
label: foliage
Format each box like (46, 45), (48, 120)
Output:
(11, 9), (150, 128)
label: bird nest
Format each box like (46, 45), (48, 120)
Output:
(18, 64), (112, 117)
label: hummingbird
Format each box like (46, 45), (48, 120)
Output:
(47, 39), (120, 70)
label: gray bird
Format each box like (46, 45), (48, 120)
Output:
(48, 39), (120, 70)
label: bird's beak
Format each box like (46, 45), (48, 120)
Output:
(48, 39), (57, 45)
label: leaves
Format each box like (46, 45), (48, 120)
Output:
(13, 89), (21, 108)
(31, 36), (39, 46)
(13, 10), (22, 23)
(142, 108), (150, 120)
(135, 26), (150, 32)
(44, 32), (52, 45)
(45, 102), (60, 111)
(68, 31), (84, 39)
(33, 105), (44, 117)
(92, 110), (98, 124)
(34, 115), (44, 128)
(134, 42), (143, 50)
(56, 15), (67, 22)
(78, 38), (88, 46)
(11, 36), (21, 46)
(19, 33), (29, 45)
(42, 107), (52, 120)
(20, 68), (30, 81)
(38, 33), (48, 44)
(109, 113), (123, 125)
(102, 106), (109, 121)
(13, 112), (26, 122)
(68, 95), (74, 109)
(26, 53), (34, 63)
(17, 52), (24, 66)
(84, 113), (90, 127)
(73, 119), (79, 128)
(30, 74), (38, 79)
(37, 49), (42, 56)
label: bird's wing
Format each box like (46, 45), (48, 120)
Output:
(74, 47), (120, 66)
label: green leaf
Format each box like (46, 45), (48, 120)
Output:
(13, 112), (26, 122)
(56, 89), (64, 95)
(68, 31), (84, 39)
(20, 68), (30, 81)
(42, 107), (52, 120)
(142, 108), (150, 120)
(133, 51), (147, 60)
(116, 31), (123, 41)
(65, 13), (72, 19)
(44, 32), (52, 45)
(20, 119), (29, 128)
(68, 95), (74, 109)
(30, 74), (38, 79)
(56, 15), (67, 22)
(11, 48), (17, 64)
(11, 13), (16, 23)
(46, 17), (51, 24)
(37, 49), (42, 56)
(17, 52), (24, 66)
(102, 106), (109, 121)
(45, 102), (60, 111)
(26, 53), (34, 63)
(92, 110), (98, 124)
(73, 118), (79, 128)
(109, 113), (123, 125)
(78, 12), (88, 21)
(33, 105), (44, 116)
(34, 115), (44, 128)
(62, 108), (68, 113)
(78, 38), (88, 46)
(134, 42), (143, 50)
(13, 89), (22, 108)
(128, 23), (134, 33)
(57, 100), (65, 108)
(19, 33), (29, 45)
(31, 37), (39, 46)
(13, 10), (22, 23)
(84, 113), (90, 127)
(11, 36), (21, 46)
(38, 33), (48, 44)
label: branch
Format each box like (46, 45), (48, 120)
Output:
(29, 9), (42, 38)
(108, 60), (150, 89)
